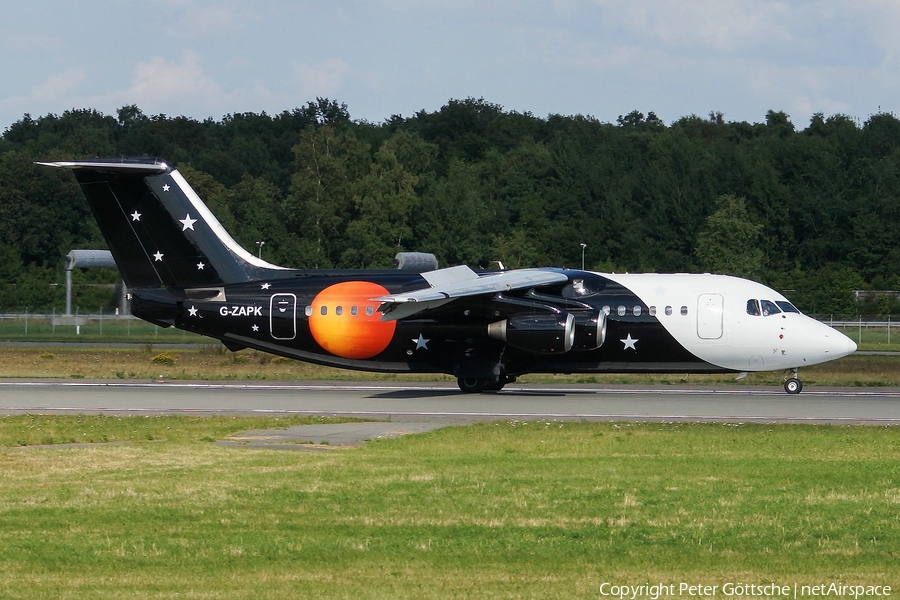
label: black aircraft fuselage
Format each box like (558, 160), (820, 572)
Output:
(152, 269), (700, 376)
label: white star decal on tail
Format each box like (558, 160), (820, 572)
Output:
(153, 251), (163, 261)
(180, 214), (197, 231)
(131, 211), (141, 221)
(197, 262), (205, 270)
(252, 324), (259, 332)
(412, 334), (430, 350)
(162, 184), (170, 192)
(261, 283), (271, 290)
(188, 305), (198, 317)
(621, 334), (638, 351)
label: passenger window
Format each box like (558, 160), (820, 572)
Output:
(351, 306), (359, 316)
(366, 306), (374, 316)
(746, 299), (761, 316)
(680, 306), (688, 316)
(320, 306), (327, 316)
(335, 306), (343, 316)
(601, 305), (611, 315)
(665, 306), (673, 316)
(761, 300), (781, 316)
(304, 306), (312, 317)
(633, 305), (642, 316)
(649, 306), (657, 316)
(617, 306), (627, 316)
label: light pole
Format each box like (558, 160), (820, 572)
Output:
(256, 241), (265, 258)
(580, 243), (587, 270)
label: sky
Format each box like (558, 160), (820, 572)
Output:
(2, 0), (900, 133)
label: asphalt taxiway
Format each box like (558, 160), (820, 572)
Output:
(3, 380), (900, 424)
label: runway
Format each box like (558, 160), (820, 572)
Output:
(3, 380), (900, 424)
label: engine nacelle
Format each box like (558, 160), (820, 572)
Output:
(487, 313), (575, 354)
(572, 310), (607, 351)
(394, 252), (439, 272)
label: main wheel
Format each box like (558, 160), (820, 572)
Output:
(482, 380), (505, 392)
(784, 378), (803, 394)
(457, 377), (486, 393)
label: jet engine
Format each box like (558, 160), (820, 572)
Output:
(393, 251), (439, 271)
(571, 310), (607, 351)
(487, 312), (575, 354)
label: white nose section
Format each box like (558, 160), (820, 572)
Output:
(823, 325), (856, 361)
(836, 332), (857, 358)
(792, 319), (857, 368)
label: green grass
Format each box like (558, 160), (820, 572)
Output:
(3, 346), (900, 387)
(0, 414), (364, 447)
(1, 417), (899, 598)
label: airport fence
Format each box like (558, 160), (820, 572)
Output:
(811, 316), (899, 348)
(0, 310), (898, 348)
(0, 310), (202, 342)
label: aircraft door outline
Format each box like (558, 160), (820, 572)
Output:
(269, 293), (297, 340)
(697, 293), (724, 340)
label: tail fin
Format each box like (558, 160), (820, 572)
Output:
(39, 158), (287, 289)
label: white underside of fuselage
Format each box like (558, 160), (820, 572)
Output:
(599, 272), (857, 372)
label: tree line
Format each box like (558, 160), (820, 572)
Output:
(2, 98), (900, 316)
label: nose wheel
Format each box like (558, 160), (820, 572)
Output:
(784, 369), (803, 394)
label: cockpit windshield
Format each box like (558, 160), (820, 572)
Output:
(760, 300), (781, 316)
(775, 301), (800, 314)
(746, 299), (761, 316)
(747, 299), (800, 316)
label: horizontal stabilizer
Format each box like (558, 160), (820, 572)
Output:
(37, 160), (169, 174)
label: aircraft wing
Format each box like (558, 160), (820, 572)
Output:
(375, 266), (569, 320)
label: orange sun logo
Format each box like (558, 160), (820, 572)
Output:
(308, 281), (396, 359)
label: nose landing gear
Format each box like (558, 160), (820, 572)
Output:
(784, 369), (803, 394)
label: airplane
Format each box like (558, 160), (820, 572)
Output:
(39, 157), (857, 394)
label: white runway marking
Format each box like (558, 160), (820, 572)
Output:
(4, 380), (900, 397)
(2, 381), (900, 424)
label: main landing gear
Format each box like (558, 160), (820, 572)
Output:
(457, 375), (516, 393)
(784, 368), (803, 394)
